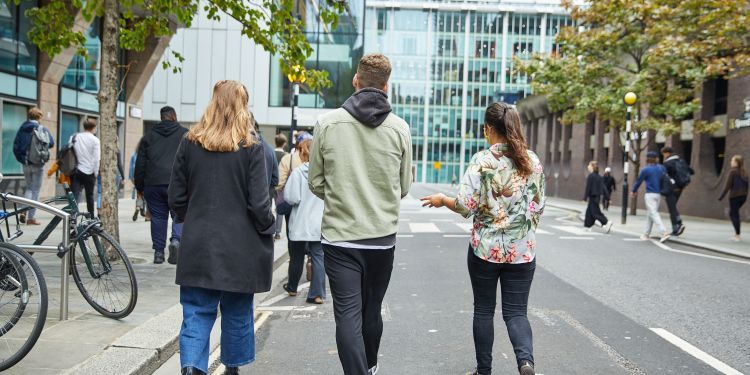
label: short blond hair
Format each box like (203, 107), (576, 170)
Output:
(356, 54), (391, 90)
(28, 107), (43, 121)
(188, 80), (256, 152)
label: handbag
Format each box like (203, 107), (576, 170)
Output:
(275, 151), (294, 216)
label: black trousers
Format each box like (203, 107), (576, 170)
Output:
(71, 172), (96, 216)
(729, 195), (747, 235)
(584, 195), (608, 228)
(286, 240), (307, 292)
(468, 249), (535, 374)
(665, 190), (683, 234)
(323, 244), (394, 375)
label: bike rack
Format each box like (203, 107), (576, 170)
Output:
(1, 193), (71, 321)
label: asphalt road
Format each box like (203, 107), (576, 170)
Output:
(239, 184), (750, 375)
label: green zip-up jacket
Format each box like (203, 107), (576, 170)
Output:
(309, 90), (412, 243)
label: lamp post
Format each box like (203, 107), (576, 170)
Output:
(621, 91), (637, 224)
(287, 65), (306, 152)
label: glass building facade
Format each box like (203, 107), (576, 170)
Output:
(0, 0), (37, 100)
(364, 3), (572, 183)
(269, 0), (365, 109)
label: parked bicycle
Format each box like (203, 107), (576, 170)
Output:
(0, 185), (137, 320)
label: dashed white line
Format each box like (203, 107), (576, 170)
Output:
(443, 234), (469, 238)
(559, 236), (595, 240)
(408, 222), (441, 233)
(650, 328), (743, 375)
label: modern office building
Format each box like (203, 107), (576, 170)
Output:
(1, 1), (171, 197)
(143, 0), (571, 182)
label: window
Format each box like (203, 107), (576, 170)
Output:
(1, 102), (29, 175)
(377, 9), (388, 31)
(713, 78), (728, 116)
(0, 1), (38, 100)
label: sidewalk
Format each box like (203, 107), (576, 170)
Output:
(4, 198), (288, 374)
(546, 197), (749, 260)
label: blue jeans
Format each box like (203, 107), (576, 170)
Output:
(468, 248), (535, 374)
(143, 185), (182, 253)
(288, 241), (326, 300)
(180, 286), (255, 373)
(22, 164), (44, 220)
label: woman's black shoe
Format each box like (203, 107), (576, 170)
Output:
(519, 361), (535, 375)
(181, 366), (206, 375)
(224, 366), (239, 374)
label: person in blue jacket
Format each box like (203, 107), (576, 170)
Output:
(631, 151), (671, 243)
(13, 107), (55, 225)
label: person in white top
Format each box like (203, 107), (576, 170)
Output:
(71, 118), (101, 215)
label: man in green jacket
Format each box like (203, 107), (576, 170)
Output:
(309, 53), (412, 375)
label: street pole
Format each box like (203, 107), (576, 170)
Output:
(288, 82), (299, 152)
(621, 91), (637, 224)
(621, 105), (631, 224)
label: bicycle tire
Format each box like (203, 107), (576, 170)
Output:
(0, 250), (26, 334)
(0, 242), (48, 371)
(71, 229), (137, 319)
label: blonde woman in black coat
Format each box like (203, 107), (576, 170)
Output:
(168, 80), (275, 375)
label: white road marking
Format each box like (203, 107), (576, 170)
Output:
(409, 222), (441, 233)
(257, 306), (317, 312)
(650, 240), (750, 266)
(650, 328), (743, 375)
(400, 218), (411, 222)
(623, 238), (646, 241)
(443, 234), (469, 238)
(431, 219), (454, 222)
(259, 293), (289, 307)
(551, 225), (603, 236)
(455, 223), (473, 232)
(650, 239), (672, 251)
(559, 236), (595, 240)
(397, 234), (414, 238)
(536, 228), (553, 235)
(212, 311), (273, 375)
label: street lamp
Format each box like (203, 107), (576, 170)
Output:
(621, 91), (637, 224)
(287, 64), (306, 152)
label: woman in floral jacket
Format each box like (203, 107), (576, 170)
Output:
(422, 102), (545, 375)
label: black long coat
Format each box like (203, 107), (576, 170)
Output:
(168, 137), (276, 294)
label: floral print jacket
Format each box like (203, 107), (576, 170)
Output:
(455, 144), (546, 264)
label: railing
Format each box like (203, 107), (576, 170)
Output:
(1, 193), (72, 321)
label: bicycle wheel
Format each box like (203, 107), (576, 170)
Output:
(0, 243), (48, 371)
(71, 228), (137, 319)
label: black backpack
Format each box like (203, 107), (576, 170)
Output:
(672, 159), (692, 188)
(57, 135), (78, 175)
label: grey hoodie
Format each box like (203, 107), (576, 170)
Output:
(342, 88), (392, 128)
(284, 162), (325, 242)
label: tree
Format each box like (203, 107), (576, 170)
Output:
(517, 0), (750, 213)
(18, 0), (344, 240)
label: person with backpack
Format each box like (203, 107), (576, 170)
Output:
(71, 118), (101, 217)
(13, 107), (55, 225)
(661, 147), (694, 236)
(719, 155), (748, 242)
(631, 151), (671, 243)
(135, 106), (188, 265)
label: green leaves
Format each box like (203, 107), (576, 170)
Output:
(517, 0), (750, 135)
(19, 0), (345, 88)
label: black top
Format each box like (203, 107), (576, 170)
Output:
(584, 172), (605, 199)
(168, 137), (276, 294)
(134, 121), (188, 191)
(719, 168), (749, 200)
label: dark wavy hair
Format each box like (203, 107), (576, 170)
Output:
(484, 102), (533, 177)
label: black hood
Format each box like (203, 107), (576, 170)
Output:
(153, 121), (184, 137)
(342, 88), (392, 128)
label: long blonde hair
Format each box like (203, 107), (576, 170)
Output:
(188, 80), (255, 152)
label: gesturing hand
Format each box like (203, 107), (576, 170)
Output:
(421, 193), (447, 208)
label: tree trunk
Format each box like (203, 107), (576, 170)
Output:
(98, 0), (120, 246)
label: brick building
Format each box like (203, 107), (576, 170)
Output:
(517, 76), (750, 222)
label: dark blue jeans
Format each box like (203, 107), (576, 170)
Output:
(143, 185), (182, 253)
(180, 286), (255, 373)
(467, 248), (536, 374)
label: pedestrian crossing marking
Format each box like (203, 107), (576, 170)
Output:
(559, 236), (595, 240)
(455, 223), (473, 233)
(536, 228), (553, 235)
(550, 225), (603, 236)
(408, 222), (441, 233)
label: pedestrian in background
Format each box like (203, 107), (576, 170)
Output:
(583, 161), (612, 233)
(719, 155), (748, 242)
(169, 80), (275, 375)
(661, 147), (693, 236)
(421, 102), (544, 375)
(273, 134), (289, 240)
(309, 53), (412, 375)
(251, 115), (279, 201)
(71, 118), (100, 217)
(284, 138), (326, 304)
(13, 107), (55, 225)
(602, 167), (616, 211)
(631, 151), (671, 243)
(135, 106), (188, 265)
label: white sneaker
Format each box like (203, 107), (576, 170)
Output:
(604, 222), (613, 234)
(659, 233), (671, 243)
(369, 364), (379, 375)
(640, 234), (650, 241)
